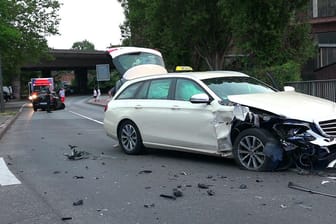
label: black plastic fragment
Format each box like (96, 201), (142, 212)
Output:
(160, 194), (176, 200)
(73, 199), (84, 206)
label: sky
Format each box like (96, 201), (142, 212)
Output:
(47, 0), (125, 51)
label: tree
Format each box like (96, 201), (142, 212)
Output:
(72, 40), (95, 50)
(219, 0), (315, 66)
(0, 0), (61, 111)
(118, 0), (234, 71)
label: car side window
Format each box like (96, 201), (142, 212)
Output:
(135, 81), (150, 99)
(117, 82), (143, 99)
(175, 78), (205, 101)
(147, 79), (172, 99)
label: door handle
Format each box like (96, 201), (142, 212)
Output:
(171, 105), (180, 110)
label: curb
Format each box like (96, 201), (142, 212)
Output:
(0, 104), (24, 140)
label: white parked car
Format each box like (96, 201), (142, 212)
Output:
(103, 71), (336, 171)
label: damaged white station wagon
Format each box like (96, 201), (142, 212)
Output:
(104, 71), (336, 171)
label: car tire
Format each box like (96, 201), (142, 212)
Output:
(233, 128), (282, 171)
(118, 120), (143, 155)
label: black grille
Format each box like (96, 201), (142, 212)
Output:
(319, 119), (336, 137)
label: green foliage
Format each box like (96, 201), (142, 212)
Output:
(118, 0), (234, 71)
(0, 0), (61, 79)
(247, 61), (301, 89)
(72, 40), (95, 50)
(219, 0), (314, 67)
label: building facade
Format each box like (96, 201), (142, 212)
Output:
(303, 0), (336, 80)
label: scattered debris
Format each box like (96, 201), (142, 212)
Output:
(68, 144), (77, 149)
(138, 170), (152, 174)
(96, 208), (108, 212)
(207, 175), (213, 179)
(173, 188), (183, 197)
(61, 217), (72, 221)
(145, 186), (151, 190)
(180, 171), (188, 176)
(280, 204), (287, 209)
(73, 199), (84, 206)
(239, 184), (248, 189)
(207, 189), (215, 196)
(7, 162), (12, 166)
(73, 176), (84, 179)
(288, 181), (336, 198)
(160, 194), (176, 200)
(197, 183), (211, 189)
(53, 171), (61, 174)
(144, 203), (155, 208)
(256, 179), (263, 183)
(64, 145), (90, 161)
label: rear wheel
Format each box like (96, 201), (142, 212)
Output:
(233, 128), (282, 171)
(118, 120), (143, 155)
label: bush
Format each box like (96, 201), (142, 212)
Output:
(246, 61), (301, 90)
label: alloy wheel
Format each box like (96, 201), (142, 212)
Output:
(237, 135), (266, 170)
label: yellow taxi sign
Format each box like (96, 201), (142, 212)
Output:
(175, 66), (193, 72)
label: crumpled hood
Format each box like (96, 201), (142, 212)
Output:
(228, 91), (336, 122)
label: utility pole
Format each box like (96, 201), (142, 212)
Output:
(0, 53), (5, 113)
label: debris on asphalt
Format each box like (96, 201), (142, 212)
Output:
(180, 171), (188, 176)
(64, 145), (90, 160)
(73, 199), (84, 206)
(53, 171), (61, 174)
(144, 203), (155, 208)
(197, 183), (211, 189)
(207, 189), (215, 196)
(61, 217), (72, 221)
(96, 208), (108, 212)
(173, 188), (183, 197)
(280, 204), (287, 209)
(73, 176), (84, 179)
(239, 184), (248, 189)
(160, 194), (176, 200)
(256, 179), (263, 183)
(288, 181), (336, 198)
(138, 170), (152, 174)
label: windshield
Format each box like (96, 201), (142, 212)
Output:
(203, 76), (276, 101)
(113, 52), (165, 76)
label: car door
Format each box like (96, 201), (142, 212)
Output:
(162, 78), (220, 151)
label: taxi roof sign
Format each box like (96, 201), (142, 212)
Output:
(175, 66), (193, 72)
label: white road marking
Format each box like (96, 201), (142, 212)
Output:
(0, 157), (21, 186)
(69, 110), (103, 125)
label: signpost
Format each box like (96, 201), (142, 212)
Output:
(96, 64), (110, 81)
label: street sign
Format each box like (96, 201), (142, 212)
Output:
(96, 64), (110, 81)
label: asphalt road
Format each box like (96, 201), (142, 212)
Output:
(1, 96), (336, 224)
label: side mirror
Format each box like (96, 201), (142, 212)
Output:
(283, 86), (295, 92)
(190, 93), (211, 104)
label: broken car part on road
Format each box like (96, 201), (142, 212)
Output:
(288, 181), (336, 198)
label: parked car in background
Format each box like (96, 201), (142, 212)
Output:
(104, 71), (336, 171)
(3, 91), (10, 102)
(32, 91), (65, 111)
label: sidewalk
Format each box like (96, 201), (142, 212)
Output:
(0, 100), (26, 140)
(87, 95), (112, 107)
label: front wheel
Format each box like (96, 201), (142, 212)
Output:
(118, 120), (144, 155)
(233, 128), (283, 171)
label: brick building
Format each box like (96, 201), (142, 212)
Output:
(303, 0), (336, 80)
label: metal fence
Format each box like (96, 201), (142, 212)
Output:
(285, 79), (336, 102)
